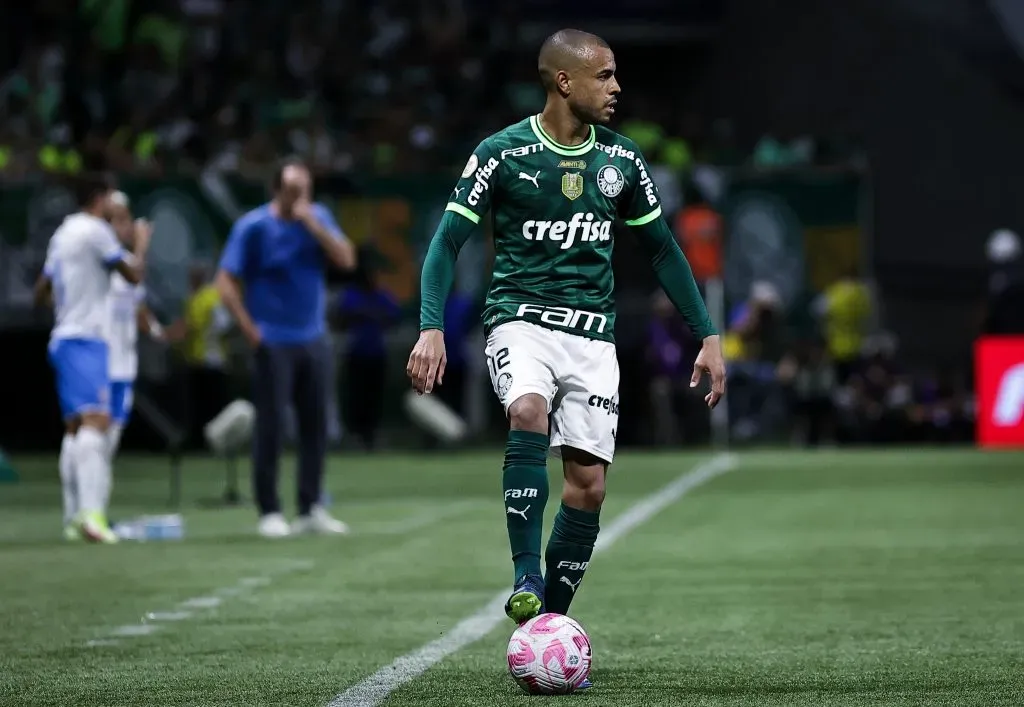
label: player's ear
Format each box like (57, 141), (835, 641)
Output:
(557, 70), (572, 97)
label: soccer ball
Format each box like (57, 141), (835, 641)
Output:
(506, 613), (592, 694)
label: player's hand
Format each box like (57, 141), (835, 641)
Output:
(242, 322), (263, 349)
(293, 198), (317, 227)
(691, 334), (726, 408)
(407, 329), (447, 395)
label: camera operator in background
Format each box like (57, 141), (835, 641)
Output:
(723, 281), (790, 442)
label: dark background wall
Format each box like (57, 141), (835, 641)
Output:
(692, 0), (1024, 366)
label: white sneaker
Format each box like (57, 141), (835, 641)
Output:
(291, 506), (349, 535)
(258, 512), (291, 538)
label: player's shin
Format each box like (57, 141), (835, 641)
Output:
(75, 425), (112, 516)
(106, 423), (123, 463)
(59, 433), (79, 525)
(503, 430), (550, 581)
(544, 503), (601, 615)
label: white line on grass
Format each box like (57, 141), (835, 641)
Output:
(86, 559), (314, 647)
(326, 453), (738, 707)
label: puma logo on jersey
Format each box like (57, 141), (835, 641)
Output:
(518, 170), (541, 188)
(559, 576), (582, 593)
(452, 186), (464, 199)
(522, 212), (612, 249)
(506, 505), (530, 519)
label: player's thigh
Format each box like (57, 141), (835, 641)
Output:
(550, 337), (620, 465)
(110, 381), (134, 425)
(484, 321), (558, 415)
(48, 338), (112, 420)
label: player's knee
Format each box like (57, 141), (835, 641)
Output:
(507, 394), (548, 434)
(563, 475), (606, 511)
(562, 450), (607, 510)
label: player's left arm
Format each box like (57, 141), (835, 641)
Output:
(622, 149), (726, 406)
(34, 246), (54, 307)
(33, 272), (52, 308)
(298, 202), (357, 271)
(136, 298), (165, 341)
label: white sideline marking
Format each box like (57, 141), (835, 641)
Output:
(179, 596), (222, 609)
(239, 576), (272, 588)
(145, 611), (192, 622)
(326, 453), (738, 707)
(111, 624), (160, 637)
(85, 559), (314, 647)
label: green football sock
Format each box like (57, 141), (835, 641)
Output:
(544, 503), (601, 615)
(503, 430), (550, 582)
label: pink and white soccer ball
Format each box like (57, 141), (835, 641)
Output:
(506, 613), (592, 694)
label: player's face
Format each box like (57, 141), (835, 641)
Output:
(569, 46), (620, 125)
(109, 204), (134, 245)
(277, 165), (312, 213)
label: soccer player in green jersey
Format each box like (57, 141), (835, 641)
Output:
(408, 29), (726, 633)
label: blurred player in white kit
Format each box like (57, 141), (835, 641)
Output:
(106, 191), (161, 463)
(34, 174), (149, 543)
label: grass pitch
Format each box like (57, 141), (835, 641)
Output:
(0, 448), (1021, 706)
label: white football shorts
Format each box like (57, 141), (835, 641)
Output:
(484, 320), (620, 464)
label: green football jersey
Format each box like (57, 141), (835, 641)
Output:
(445, 115), (663, 343)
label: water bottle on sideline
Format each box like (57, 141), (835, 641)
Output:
(113, 514), (184, 541)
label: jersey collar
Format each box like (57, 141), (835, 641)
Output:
(530, 115), (596, 156)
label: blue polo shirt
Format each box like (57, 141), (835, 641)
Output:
(219, 202), (346, 344)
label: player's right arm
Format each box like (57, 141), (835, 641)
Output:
(34, 240), (56, 308)
(112, 218), (152, 285)
(83, 217), (145, 284)
(215, 212), (262, 348)
(33, 272), (53, 308)
(408, 139), (500, 394)
(620, 143), (726, 407)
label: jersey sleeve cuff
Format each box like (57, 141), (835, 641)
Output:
(103, 249), (129, 267)
(624, 205), (663, 227)
(445, 203), (481, 224)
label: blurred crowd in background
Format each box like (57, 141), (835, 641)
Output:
(1, 0), (860, 179)
(4, 0), (1021, 453)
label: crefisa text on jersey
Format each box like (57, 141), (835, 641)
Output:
(468, 156), (500, 207)
(522, 213), (612, 249)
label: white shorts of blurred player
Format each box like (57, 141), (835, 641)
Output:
(485, 320), (620, 464)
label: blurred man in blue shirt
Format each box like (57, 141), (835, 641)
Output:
(216, 158), (356, 538)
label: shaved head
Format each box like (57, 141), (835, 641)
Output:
(538, 29), (611, 93)
(536, 29), (619, 126)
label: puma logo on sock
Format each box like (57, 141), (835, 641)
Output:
(506, 505), (530, 520)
